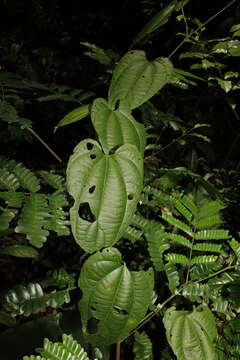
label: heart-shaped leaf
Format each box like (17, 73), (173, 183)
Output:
(67, 139), (143, 253)
(163, 305), (217, 360)
(108, 50), (173, 110)
(79, 247), (154, 345)
(91, 98), (146, 155)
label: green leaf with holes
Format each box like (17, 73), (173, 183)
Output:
(163, 305), (217, 360)
(66, 139), (143, 253)
(108, 50), (173, 110)
(91, 98), (146, 155)
(79, 247), (154, 345)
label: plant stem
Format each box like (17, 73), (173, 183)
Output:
(115, 341), (121, 360)
(169, 0), (237, 58)
(26, 127), (63, 163)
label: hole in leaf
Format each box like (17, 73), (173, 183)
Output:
(89, 185), (96, 194)
(114, 100), (120, 110)
(86, 142), (94, 150)
(113, 306), (128, 315)
(128, 194), (134, 200)
(108, 145), (121, 155)
(67, 194), (75, 207)
(78, 202), (96, 223)
(90, 154), (96, 159)
(91, 306), (96, 311)
(87, 317), (99, 334)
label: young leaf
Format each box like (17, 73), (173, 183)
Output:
(55, 104), (91, 130)
(67, 139), (143, 253)
(133, 331), (153, 360)
(163, 305), (218, 360)
(79, 247), (154, 345)
(91, 98), (146, 155)
(108, 50), (173, 110)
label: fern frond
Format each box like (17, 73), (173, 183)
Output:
(180, 195), (198, 217)
(0, 167), (20, 191)
(142, 185), (174, 210)
(131, 213), (164, 232)
(3, 282), (70, 317)
(192, 214), (222, 228)
(124, 225), (143, 243)
(165, 263), (180, 293)
(172, 198), (192, 222)
(23, 334), (89, 360)
(0, 191), (25, 208)
(162, 213), (192, 236)
(146, 229), (169, 271)
(191, 255), (218, 264)
(229, 238), (240, 258)
(165, 253), (189, 264)
(162, 232), (192, 248)
(212, 298), (228, 312)
(190, 262), (222, 280)
(15, 194), (50, 248)
(39, 171), (65, 190)
(45, 194), (70, 236)
(195, 229), (229, 240)
(198, 200), (225, 218)
(133, 331), (153, 360)
(12, 162), (40, 192)
(40, 268), (75, 289)
(182, 283), (210, 298)
(192, 242), (222, 252)
(0, 208), (17, 231)
(0, 158), (40, 192)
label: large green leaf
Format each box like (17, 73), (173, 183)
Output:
(163, 305), (217, 360)
(91, 98), (146, 155)
(133, 331), (153, 360)
(67, 139), (143, 253)
(108, 50), (173, 110)
(79, 247), (154, 345)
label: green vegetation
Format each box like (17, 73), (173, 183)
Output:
(1, 1), (240, 359)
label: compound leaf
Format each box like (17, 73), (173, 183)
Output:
(163, 305), (217, 360)
(79, 247), (154, 345)
(3, 283), (70, 317)
(108, 50), (173, 110)
(15, 194), (50, 248)
(91, 98), (146, 155)
(67, 139), (143, 253)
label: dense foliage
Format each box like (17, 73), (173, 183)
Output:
(1, 1), (240, 359)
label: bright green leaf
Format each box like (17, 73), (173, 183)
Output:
(91, 98), (146, 155)
(55, 104), (91, 130)
(108, 50), (173, 110)
(79, 247), (154, 345)
(67, 139), (143, 253)
(0, 245), (39, 258)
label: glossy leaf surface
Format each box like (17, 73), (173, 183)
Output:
(79, 247), (154, 345)
(67, 139), (143, 252)
(108, 50), (173, 110)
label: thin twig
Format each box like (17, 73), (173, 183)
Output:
(169, 0), (238, 58)
(26, 126), (63, 163)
